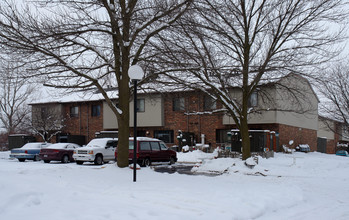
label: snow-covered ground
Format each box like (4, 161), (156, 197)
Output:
(0, 150), (349, 220)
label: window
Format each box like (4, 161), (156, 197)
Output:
(160, 142), (168, 150)
(150, 142), (160, 151)
(41, 107), (48, 119)
(70, 106), (79, 118)
(106, 140), (118, 148)
(216, 129), (232, 143)
(154, 130), (174, 143)
(137, 99), (145, 112)
(140, 142), (151, 151)
(173, 97), (185, 111)
(248, 91), (258, 107)
(91, 105), (101, 117)
(67, 144), (76, 149)
(204, 96), (216, 110)
(343, 126), (349, 136)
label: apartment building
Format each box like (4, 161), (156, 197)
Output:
(31, 74), (338, 152)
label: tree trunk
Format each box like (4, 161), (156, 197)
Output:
(117, 119), (130, 167)
(116, 77), (131, 168)
(240, 116), (251, 160)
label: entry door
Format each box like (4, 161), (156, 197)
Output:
(317, 137), (327, 153)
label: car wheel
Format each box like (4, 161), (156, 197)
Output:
(61, 155), (69, 163)
(94, 155), (103, 165)
(76, 161), (84, 165)
(169, 157), (176, 165)
(143, 158), (151, 167)
(18, 158), (25, 162)
(44, 160), (50, 163)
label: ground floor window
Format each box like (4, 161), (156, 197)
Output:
(70, 106), (79, 118)
(154, 130), (174, 143)
(216, 129), (233, 144)
(91, 104), (101, 117)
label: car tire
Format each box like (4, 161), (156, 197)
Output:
(94, 155), (103, 165)
(143, 158), (151, 167)
(76, 161), (84, 165)
(18, 158), (25, 162)
(44, 160), (50, 163)
(169, 157), (176, 165)
(61, 155), (69, 163)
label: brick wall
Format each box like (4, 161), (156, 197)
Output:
(278, 124), (317, 151)
(63, 101), (103, 143)
(161, 92), (230, 147)
(326, 140), (336, 154)
(326, 130), (341, 154)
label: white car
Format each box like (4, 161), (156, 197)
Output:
(73, 138), (118, 165)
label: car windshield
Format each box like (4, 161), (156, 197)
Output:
(21, 143), (42, 149)
(47, 143), (68, 149)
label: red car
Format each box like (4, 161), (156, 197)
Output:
(115, 137), (177, 167)
(39, 143), (81, 163)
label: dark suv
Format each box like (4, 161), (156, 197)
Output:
(115, 137), (177, 167)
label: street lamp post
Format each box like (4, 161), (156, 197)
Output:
(128, 65), (144, 182)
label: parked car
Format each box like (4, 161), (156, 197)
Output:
(73, 138), (118, 165)
(336, 150), (349, 157)
(10, 142), (51, 162)
(39, 143), (81, 163)
(115, 137), (177, 167)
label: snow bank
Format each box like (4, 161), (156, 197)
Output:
(0, 151), (9, 159)
(177, 149), (217, 163)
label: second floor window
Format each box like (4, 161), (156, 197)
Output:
(137, 99), (145, 112)
(204, 96), (217, 111)
(41, 107), (48, 119)
(248, 91), (258, 107)
(173, 97), (185, 111)
(70, 106), (79, 118)
(91, 105), (101, 117)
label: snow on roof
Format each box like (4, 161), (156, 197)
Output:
(8, 134), (32, 137)
(30, 86), (119, 104)
(30, 73), (320, 107)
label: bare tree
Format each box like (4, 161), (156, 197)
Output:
(317, 63), (349, 138)
(0, 59), (34, 135)
(0, 0), (192, 167)
(30, 104), (65, 143)
(151, 0), (347, 159)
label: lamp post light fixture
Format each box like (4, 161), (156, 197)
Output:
(128, 65), (144, 182)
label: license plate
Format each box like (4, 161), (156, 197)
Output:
(44, 155), (48, 157)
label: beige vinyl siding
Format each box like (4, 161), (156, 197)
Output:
(103, 94), (163, 129)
